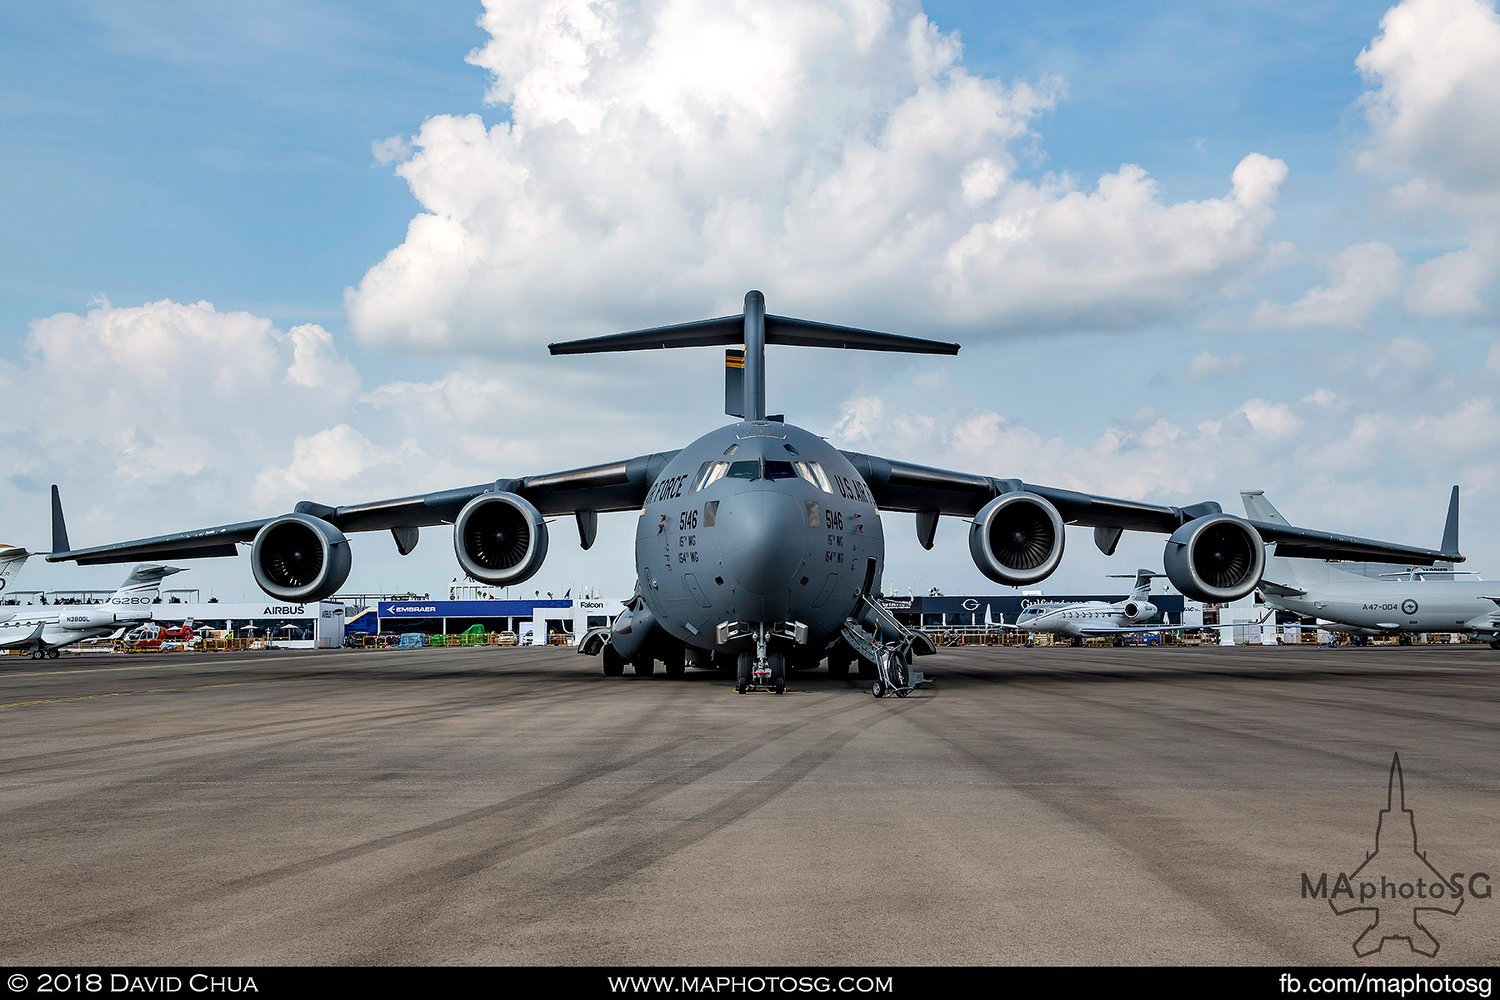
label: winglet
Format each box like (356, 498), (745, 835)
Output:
(1441, 486), (1460, 559)
(51, 485), (72, 555)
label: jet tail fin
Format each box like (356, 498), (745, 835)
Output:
(105, 565), (184, 608)
(1240, 490), (1290, 526)
(549, 291), (959, 421)
(0, 545), (31, 596)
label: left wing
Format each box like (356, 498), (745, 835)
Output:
(842, 452), (1459, 602)
(46, 452), (679, 603)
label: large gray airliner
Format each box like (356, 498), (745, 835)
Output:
(1243, 488), (1499, 647)
(46, 292), (1461, 696)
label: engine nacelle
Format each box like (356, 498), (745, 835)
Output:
(1122, 600), (1158, 623)
(57, 609), (120, 631)
(454, 492), (549, 586)
(251, 513), (353, 603)
(968, 492), (1065, 586)
(1163, 514), (1266, 604)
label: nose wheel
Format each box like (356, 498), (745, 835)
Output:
(736, 646), (787, 695)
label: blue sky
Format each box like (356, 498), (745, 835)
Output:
(2, 0), (1496, 602)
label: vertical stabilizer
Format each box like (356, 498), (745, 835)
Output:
(0, 546), (30, 597)
(105, 565), (183, 607)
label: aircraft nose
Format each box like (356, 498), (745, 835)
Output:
(716, 488), (806, 597)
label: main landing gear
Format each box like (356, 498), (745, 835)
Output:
(30, 648), (60, 660)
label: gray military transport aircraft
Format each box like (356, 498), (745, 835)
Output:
(47, 292), (1462, 696)
(1243, 488), (1500, 647)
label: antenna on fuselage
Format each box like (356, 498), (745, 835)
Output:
(547, 290), (960, 421)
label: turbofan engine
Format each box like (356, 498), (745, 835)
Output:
(251, 513), (353, 602)
(57, 609), (123, 631)
(1163, 514), (1266, 603)
(968, 492), (1065, 586)
(1121, 600), (1158, 622)
(454, 492), (549, 586)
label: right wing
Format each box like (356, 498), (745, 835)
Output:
(47, 452), (679, 566)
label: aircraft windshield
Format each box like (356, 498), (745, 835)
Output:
(692, 457), (834, 489)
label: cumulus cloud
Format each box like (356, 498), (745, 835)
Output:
(346, 0), (1288, 352)
(1250, 241), (1403, 329)
(1357, 0), (1500, 203)
(1405, 244), (1493, 316)
(1352, 0), (1500, 316)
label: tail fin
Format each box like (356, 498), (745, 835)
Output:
(0, 545), (31, 597)
(105, 565), (184, 607)
(549, 290), (959, 421)
(1107, 568), (1163, 599)
(1240, 490), (1290, 526)
(1133, 568), (1156, 600)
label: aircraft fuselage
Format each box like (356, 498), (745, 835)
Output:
(635, 420), (883, 653)
(1266, 583), (1500, 636)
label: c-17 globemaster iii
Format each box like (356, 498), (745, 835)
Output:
(47, 292), (1461, 696)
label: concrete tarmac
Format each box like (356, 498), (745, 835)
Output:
(1, 643), (1495, 966)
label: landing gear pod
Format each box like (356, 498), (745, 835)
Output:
(968, 492), (1065, 586)
(251, 513), (353, 602)
(1163, 514), (1266, 603)
(453, 492), (549, 586)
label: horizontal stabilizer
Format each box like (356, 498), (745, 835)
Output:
(550, 313), (959, 356)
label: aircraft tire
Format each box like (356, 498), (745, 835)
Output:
(31, 649), (44, 660)
(1071, 636), (1084, 647)
(634, 657), (655, 677)
(769, 650), (786, 695)
(736, 652), (752, 694)
(602, 645), (625, 677)
(663, 649), (685, 678)
(1490, 639), (1500, 650)
(48, 649), (60, 659)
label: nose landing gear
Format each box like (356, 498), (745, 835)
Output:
(736, 627), (787, 694)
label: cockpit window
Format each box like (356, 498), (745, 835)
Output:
(726, 460), (760, 480)
(792, 461), (832, 493)
(763, 460), (797, 481)
(693, 461), (729, 491)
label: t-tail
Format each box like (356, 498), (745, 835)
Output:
(549, 290), (960, 421)
(0, 545), (31, 597)
(105, 565), (184, 609)
(1107, 568), (1164, 600)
